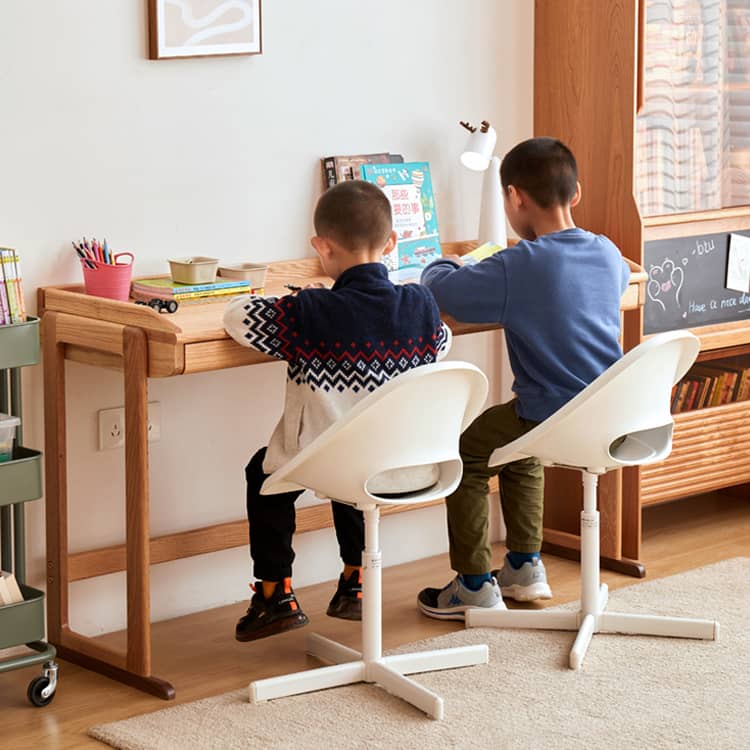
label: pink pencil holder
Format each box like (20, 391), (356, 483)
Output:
(81, 253), (134, 301)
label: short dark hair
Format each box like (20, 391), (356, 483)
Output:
(500, 137), (578, 209)
(313, 180), (392, 251)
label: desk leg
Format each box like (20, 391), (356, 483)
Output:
(124, 326), (152, 677)
(42, 313), (175, 700)
(43, 312), (68, 645)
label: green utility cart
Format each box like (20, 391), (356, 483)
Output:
(0, 316), (58, 706)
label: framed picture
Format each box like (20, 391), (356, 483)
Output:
(148, 0), (262, 59)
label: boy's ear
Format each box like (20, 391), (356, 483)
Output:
(506, 184), (524, 210)
(382, 230), (398, 256)
(570, 181), (582, 208)
(310, 236), (332, 259)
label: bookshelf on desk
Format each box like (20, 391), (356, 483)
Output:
(38, 246), (645, 699)
(535, 0), (750, 572)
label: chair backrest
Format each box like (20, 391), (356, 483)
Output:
(261, 362), (489, 506)
(488, 330), (700, 474)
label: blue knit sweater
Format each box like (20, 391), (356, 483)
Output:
(421, 228), (630, 422)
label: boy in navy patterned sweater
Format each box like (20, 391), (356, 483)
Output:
(224, 180), (452, 642)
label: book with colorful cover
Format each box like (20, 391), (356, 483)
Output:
(462, 241), (504, 265)
(131, 276), (254, 300)
(360, 162), (441, 283)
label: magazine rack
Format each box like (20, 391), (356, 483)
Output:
(0, 317), (58, 706)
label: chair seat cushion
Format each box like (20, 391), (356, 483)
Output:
(366, 463), (440, 495)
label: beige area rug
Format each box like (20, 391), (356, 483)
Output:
(90, 558), (748, 750)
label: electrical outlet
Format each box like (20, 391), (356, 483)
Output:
(98, 402), (161, 451)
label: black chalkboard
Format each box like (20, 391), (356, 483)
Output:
(643, 230), (750, 334)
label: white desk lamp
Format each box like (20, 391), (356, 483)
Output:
(460, 119), (507, 247)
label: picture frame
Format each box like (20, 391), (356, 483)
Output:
(148, 0), (262, 60)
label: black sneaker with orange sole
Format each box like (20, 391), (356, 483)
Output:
(235, 578), (309, 642)
(326, 569), (362, 621)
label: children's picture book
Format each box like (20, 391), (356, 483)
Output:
(461, 241), (503, 265)
(321, 153), (404, 189)
(131, 276), (255, 301)
(360, 162), (441, 283)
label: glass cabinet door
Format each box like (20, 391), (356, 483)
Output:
(636, 0), (750, 217)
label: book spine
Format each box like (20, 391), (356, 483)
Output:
(322, 157), (337, 189)
(131, 280), (251, 296)
(173, 286), (252, 300)
(1, 250), (21, 323)
(11, 250), (26, 322)
(674, 381), (689, 413)
(739, 369), (750, 401)
(697, 377), (711, 409)
(688, 379), (701, 410)
(0, 251), (10, 325)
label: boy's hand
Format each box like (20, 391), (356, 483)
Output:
(303, 282), (328, 290)
(441, 254), (464, 266)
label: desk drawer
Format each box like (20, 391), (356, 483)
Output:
(640, 400), (750, 504)
(183, 341), (275, 373)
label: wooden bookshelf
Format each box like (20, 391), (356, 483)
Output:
(534, 0), (750, 567)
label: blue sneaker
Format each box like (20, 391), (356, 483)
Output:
(417, 575), (506, 621)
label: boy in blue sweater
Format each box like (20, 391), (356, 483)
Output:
(224, 180), (451, 641)
(418, 137), (630, 619)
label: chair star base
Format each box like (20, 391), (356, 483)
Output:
(249, 633), (488, 720)
(466, 582), (718, 670)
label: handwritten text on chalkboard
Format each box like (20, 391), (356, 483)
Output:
(643, 230), (750, 334)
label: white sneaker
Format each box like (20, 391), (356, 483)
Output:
(493, 557), (553, 602)
(417, 575), (507, 621)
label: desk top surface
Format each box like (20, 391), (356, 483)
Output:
(38, 244), (646, 376)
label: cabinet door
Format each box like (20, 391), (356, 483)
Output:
(636, 0), (750, 216)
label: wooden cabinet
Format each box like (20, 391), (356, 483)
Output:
(534, 0), (750, 571)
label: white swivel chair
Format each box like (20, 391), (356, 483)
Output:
(249, 362), (490, 720)
(465, 330), (719, 669)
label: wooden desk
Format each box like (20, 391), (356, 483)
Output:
(39, 248), (646, 699)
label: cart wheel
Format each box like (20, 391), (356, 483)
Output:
(27, 676), (55, 707)
(165, 299), (179, 313)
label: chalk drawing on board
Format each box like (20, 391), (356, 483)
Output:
(647, 257), (684, 312)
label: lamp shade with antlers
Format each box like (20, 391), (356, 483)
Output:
(460, 119), (507, 247)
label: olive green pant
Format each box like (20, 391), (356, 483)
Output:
(447, 399), (543, 574)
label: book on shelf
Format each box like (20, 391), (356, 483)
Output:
(672, 360), (750, 414)
(360, 161), (441, 283)
(0, 248), (26, 326)
(321, 152), (404, 189)
(130, 277), (255, 302)
(0, 570), (24, 606)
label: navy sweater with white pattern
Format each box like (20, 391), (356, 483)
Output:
(224, 263), (452, 473)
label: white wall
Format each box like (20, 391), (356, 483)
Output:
(0, 1), (532, 635)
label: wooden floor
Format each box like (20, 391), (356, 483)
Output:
(1, 491), (748, 750)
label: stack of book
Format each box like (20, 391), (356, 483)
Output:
(321, 152), (403, 189)
(0, 248), (27, 326)
(671, 359), (750, 413)
(130, 277), (258, 303)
